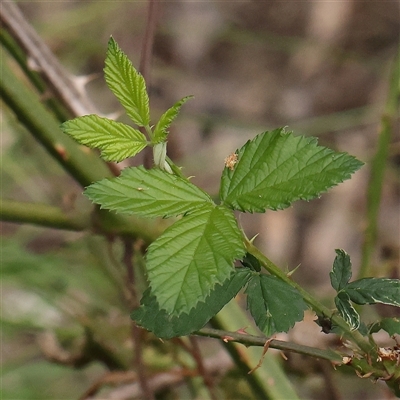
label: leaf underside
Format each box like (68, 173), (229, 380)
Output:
(104, 37), (150, 126)
(220, 128), (364, 213)
(330, 249), (352, 292)
(61, 114), (147, 162)
(131, 268), (252, 339)
(335, 292), (360, 330)
(245, 274), (308, 336)
(146, 205), (246, 315)
(84, 166), (213, 218)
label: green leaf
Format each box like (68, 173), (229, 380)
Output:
(104, 37), (150, 126)
(152, 96), (193, 144)
(329, 249), (352, 292)
(131, 268), (252, 339)
(220, 128), (364, 212)
(245, 274), (307, 336)
(61, 114), (147, 162)
(369, 317), (400, 336)
(85, 166), (213, 218)
(334, 292), (360, 330)
(344, 278), (400, 307)
(240, 252), (261, 272)
(146, 205), (246, 315)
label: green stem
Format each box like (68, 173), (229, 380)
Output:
(0, 55), (111, 188)
(1, 199), (89, 231)
(196, 327), (342, 363)
(0, 198), (162, 245)
(144, 125), (154, 141)
(244, 239), (376, 357)
(210, 299), (301, 400)
(0, 29), (69, 122)
(359, 49), (400, 278)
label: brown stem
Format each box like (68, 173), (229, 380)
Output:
(0, 2), (96, 117)
(122, 239), (154, 400)
(139, 0), (160, 169)
(188, 336), (218, 400)
(139, 0), (159, 85)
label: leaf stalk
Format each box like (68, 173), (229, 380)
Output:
(244, 238), (377, 358)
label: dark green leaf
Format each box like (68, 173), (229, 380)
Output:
(240, 252), (261, 272)
(61, 115), (147, 162)
(85, 166), (213, 218)
(245, 274), (307, 336)
(335, 292), (360, 330)
(330, 249), (352, 292)
(104, 37), (150, 126)
(344, 278), (400, 307)
(220, 128), (364, 212)
(131, 268), (252, 339)
(146, 205), (246, 315)
(369, 317), (400, 336)
(153, 96), (193, 144)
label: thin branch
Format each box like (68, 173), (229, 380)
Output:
(122, 239), (154, 400)
(0, 28), (69, 122)
(244, 239), (377, 358)
(195, 327), (343, 363)
(139, 0), (159, 85)
(0, 2), (97, 117)
(138, 0), (160, 169)
(85, 350), (233, 400)
(359, 49), (400, 278)
(123, 239), (138, 308)
(188, 336), (218, 400)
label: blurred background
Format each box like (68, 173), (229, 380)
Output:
(1, 1), (399, 399)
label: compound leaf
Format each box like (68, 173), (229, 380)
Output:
(220, 128), (364, 212)
(61, 114), (147, 162)
(335, 292), (360, 330)
(245, 274), (307, 336)
(369, 317), (400, 336)
(330, 249), (352, 292)
(153, 96), (193, 144)
(131, 268), (252, 339)
(104, 37), (150, 126)
(85, 166), (213, 218)
(146, 205), (246, 315)
(344, 278), (400, 307)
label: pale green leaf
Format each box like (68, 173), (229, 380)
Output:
(245, 274), (307, 336)
(104, 37), (150, 126)
(220, 128), (364, 212)
(85, 166), (213, 218)
(330, 249), (352, 292)
(335, 292), (360, 330)
(344, 278), (400, 307)
(146, 205), (246, 315)
(153, 96), (193, 144)
(61, 114), (147, 162)
(131, 268), (252, 339)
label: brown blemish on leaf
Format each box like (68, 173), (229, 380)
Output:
(224, 153), (238, 170)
